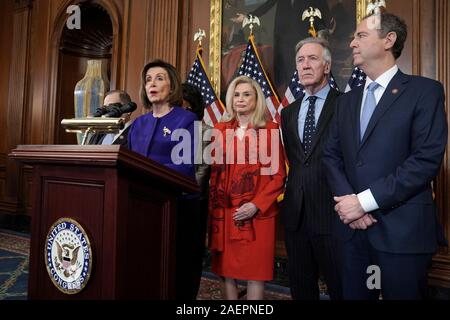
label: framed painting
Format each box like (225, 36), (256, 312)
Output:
(209, 0), (373, 98)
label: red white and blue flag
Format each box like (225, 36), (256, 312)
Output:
(187, 47), (225, 126)
(237, 35), (280, 121)
(345, 67), (366, 92)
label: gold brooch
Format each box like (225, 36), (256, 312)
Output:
(163, 126), (172, 137)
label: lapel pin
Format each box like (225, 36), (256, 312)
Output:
(392, 88), (399, 94)
(163, 126), (172, 137)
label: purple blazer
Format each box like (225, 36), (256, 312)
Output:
(128, 106), (197, 181)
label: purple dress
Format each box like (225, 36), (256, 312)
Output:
(128, 107), (197, 180)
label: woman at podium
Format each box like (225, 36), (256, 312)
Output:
(128, 59), (197, 179)
(128, 59), (201, 299)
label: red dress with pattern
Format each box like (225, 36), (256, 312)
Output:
(209, 120), (286, 281)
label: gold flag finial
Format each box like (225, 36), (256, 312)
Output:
(194, 28), (206, 47)
(242, 14), (260, 36)
(302, 7), (322, 38)
(366, 0), (387, 15)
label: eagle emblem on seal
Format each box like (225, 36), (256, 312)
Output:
(54, 241), (82, 278)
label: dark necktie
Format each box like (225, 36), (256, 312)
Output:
(302, 96), (317, 155)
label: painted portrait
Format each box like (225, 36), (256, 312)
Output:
(210, 0), (370, 98)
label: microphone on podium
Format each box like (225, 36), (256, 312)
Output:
(104, 102), (137, 117)
(92, 102), (137, 118)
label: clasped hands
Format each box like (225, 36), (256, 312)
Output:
(334, 195), (377, 230)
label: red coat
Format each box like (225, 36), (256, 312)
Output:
(209, 120), (286, 280)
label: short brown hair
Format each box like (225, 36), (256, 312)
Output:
(139, 59), (183, 109)
(105, 90), (131, 104)
(363, 13), (407, 59)
(182, 82), (204, 120)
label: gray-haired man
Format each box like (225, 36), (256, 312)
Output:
(280, 37), (342, 300)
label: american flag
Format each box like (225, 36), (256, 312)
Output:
(329, 72), (340, 93)
(345, 67), (366, 92)
(187, 47), (225, 126)
(276, 71), (305, 121)
(277, 70), (340, 119)
(237, 35), (280, 121)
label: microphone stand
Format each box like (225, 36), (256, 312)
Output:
(61, 117), (126, 145)
(81, 127), (95, 145)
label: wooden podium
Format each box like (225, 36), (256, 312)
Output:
(9, 145), (199, 299)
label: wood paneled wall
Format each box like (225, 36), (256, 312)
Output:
(430, 0), (450, 288)
(3, 0), (33, 214)
(0, 0), (14, 211)
(0, 0), (449, 287)
(0, 0), (192, 216)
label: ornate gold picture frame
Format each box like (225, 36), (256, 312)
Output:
(209, 0), (373, 96)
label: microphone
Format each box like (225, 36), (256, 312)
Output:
(103, 102), (137, 117)
(93, 105), (109, 117)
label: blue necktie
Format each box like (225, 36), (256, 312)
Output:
(360, 82), (380, 140)
(302, 96), (317, 155)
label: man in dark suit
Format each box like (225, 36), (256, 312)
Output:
(323, 13), (447, 299)
(88, 90), (135, 145)
(280, 37), (342, 300)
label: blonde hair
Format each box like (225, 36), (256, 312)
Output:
(222, 76), (268, 129)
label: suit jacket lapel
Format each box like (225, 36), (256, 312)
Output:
(306, 89), (338, 159)
(359, 70), (409, 148)
(351, 85), (365, 147)
(286, 99), (306, 158)
(112, 125), (131, 145)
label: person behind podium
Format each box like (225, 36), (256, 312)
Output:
(208, 75), (286, 299)
(181, 82), (212, 299)
(181, 82), (212, 199)
(128, 59), (200, 300)
(88, 90), (135, 145)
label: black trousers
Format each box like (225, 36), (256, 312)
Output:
(285, 223), (343, 300)
(175, 197), (208, 300)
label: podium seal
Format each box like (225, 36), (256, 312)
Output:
(44, 218), (93, 294)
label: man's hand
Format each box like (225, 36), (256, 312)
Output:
(349, 214), (378, 229)
(334, 194), (365, 224)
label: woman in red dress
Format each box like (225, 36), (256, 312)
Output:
(209, 75), (286, 299)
